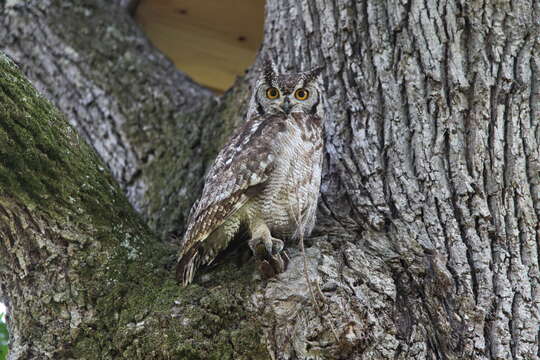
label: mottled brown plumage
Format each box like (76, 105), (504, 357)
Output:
(176, 58), (324, 285)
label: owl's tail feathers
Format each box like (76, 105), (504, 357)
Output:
(176, 245), (202, 286)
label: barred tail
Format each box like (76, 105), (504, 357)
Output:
(176, 245), (202, 286)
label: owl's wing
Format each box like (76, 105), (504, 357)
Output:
(177, 114), (284, 285)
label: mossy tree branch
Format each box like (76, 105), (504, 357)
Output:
(0, 55), (268, 359)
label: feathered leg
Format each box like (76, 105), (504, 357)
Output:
(248, 218), (289, 278)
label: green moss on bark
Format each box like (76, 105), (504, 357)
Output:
(0, 54), (131, 228)
(73, 258), (269, 359)
(0, 53), (269, 359)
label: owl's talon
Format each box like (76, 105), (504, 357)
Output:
(271, 238), (284, 255)
(264, 238), (274, 257)
(282, 250), (290, 269)
(249, 236), (288, 278)
(249, 237), (284, 259)
(249, 237), (267, 258)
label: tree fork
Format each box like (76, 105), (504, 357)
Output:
(0, 0), (538, 358)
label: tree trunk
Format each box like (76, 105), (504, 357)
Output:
(1, 0), (538, 359)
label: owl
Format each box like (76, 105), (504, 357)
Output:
(176, 57), (324, 285)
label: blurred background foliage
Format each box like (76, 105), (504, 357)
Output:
(0, 314), (7, 360)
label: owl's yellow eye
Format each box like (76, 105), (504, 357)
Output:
(294, 88), (309, 101)
(266, 87), (280, 99)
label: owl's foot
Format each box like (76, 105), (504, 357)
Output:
(249, 236), (283, 257)
(259, 251), (290, 279)
(248, 236), (289, 278)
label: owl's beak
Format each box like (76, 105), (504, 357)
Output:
(279, 98), (293, 114)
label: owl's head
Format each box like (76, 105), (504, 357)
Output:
(252, 57), (323, 117)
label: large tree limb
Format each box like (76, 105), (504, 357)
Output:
(0, 54), (270, 359)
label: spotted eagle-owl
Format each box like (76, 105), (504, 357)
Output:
(176, 57), (324, 285)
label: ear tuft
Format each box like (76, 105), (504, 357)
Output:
(262, 55), (277, 84)
(304, 66), (323, 83)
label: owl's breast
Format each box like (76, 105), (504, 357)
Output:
(252, 123), (323, 239)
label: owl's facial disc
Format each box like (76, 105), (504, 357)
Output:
(254, 65), (322, 116)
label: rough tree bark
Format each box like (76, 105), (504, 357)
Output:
(1, 0), (538, 359)
(1, 0), (252, 240)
